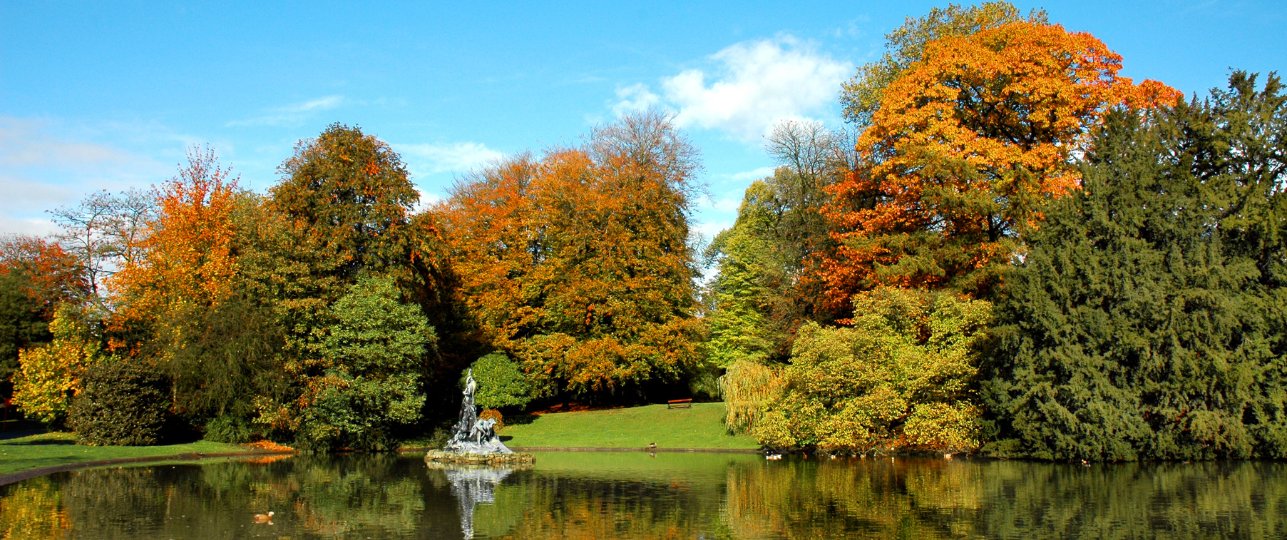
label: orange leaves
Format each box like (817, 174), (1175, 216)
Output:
(442, 112), (703, 398)
(110, 147), (241, 333)
(0, 236), (87, 313)
(822, 22), (1181, 302)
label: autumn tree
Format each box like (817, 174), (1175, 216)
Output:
(840, 2), (1047, 129)
(982, 73), (1287, 461)
(95, 148), (298, 436)
(0, 236), (86, 384)
(443, 111), (705, 401)
(10, 304), (104, 425)
(111, 147), (241, 328)
(269, 122), (418, 286)
(823, 21), (1182, 304)
(754, 288), (990, 453)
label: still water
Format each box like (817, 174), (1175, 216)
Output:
(1, 451), (1284, 539)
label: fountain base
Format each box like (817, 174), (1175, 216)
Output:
(426, 450), (535, 466)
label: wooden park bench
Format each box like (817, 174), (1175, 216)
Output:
(667, 399), (692, 409)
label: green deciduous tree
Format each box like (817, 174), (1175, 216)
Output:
(464, 353), (531, 410)
(292, 276), (436, 451)
(705, 120), (852, 366)
(982, 73), (1287, 461)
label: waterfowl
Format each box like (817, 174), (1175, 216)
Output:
(253, 511), (274, 524)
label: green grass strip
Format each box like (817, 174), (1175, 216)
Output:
(499, 402), (759, 450)
(0, 432), (250, 476)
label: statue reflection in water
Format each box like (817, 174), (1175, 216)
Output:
(435, 464), (514, 539)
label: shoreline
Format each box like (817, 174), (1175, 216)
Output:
(0, 450), (295, 487)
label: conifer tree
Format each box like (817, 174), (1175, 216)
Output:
(982, 73), (1287, 460)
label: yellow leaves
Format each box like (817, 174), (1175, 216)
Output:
(11, 305), (103, 424)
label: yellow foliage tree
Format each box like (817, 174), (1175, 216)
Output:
(754, 288), (990, 453)
(11, 304), (103, 424)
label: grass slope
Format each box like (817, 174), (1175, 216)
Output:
(500, 402), (759, 450)
(0, 432), (248, 476)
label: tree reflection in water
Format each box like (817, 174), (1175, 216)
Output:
(0, 453), (1285, 539)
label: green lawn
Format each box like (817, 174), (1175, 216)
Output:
(500, 402), (759, 450)
(0, 432), (250, 476)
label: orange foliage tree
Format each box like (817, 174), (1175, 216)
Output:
(822, 22), (1182, 305)
(442, 112), (705, 399)
(109, 146), (241, 343)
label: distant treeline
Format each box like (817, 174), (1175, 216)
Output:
(2, 2), (1284, 459)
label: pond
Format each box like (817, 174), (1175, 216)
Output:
(1, 451), (1284, 539)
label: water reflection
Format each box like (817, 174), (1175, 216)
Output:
(427, 462), (517, 539)
(0, 453), (1284, 539)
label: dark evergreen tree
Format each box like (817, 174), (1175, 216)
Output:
(982, 72), (1287, 461)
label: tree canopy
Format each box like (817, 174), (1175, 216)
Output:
(982, 73), (1287, 461)
(823, 21), (1182, 304)
(443, 111), (704, 400)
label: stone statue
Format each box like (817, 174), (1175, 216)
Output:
(444, 368), (513, 455)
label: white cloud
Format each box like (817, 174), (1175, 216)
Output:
(0, 174), (77, 209)
(0, 117), (169, 236)
(692, 219), (734, 243)
(618, 36), (852, 141)
(395, 142), (504, 177)
(726, 166), (777, 182)
(0, 118), (137, 172)
(0, 214), (59, 237)
(411, 188), (445, 214)
(711, 196), (742, 213)
(226, 95), (344, 127)
(612, 83), (665, 117)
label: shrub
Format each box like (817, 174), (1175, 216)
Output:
(203, 414), (259, 443)
(754, 288), (990, 453)
(465, 353), (531, 410)
(479, 408), (504, 432)
(68, 362), (169, 446)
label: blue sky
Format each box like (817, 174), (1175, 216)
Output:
(2, 1), (1283, 240)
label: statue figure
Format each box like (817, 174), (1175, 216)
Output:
(444, 368), (513, 455)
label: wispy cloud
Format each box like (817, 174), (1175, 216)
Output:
(226, 95), (344, 127)
(615, 36), (852, 141)
(0, 116), (169, 235)
(394, 141), (504, 177)
(725, 166), (777, 182)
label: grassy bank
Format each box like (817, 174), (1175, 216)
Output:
(500, 402), (759, 450)
(0, 432), (250, 476)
